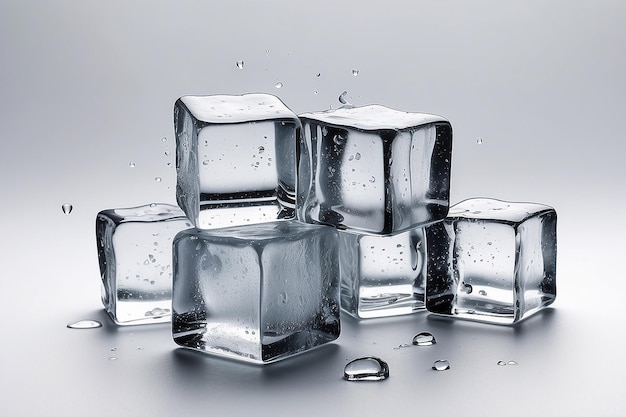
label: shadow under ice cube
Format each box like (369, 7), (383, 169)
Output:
(425, 198), (557, 324)
(172, 220), (340, 364)
(174, 94), (300, 229)
(96, 203), (192, 325)
(339, 227), (426, 319)
(297, 105), (452, 234)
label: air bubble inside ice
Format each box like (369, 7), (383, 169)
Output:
(344, 357), (389, 381)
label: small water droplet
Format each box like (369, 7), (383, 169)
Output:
(258, 146), (265, 154)
(164, 151), (171, 157)
(61, 203), (73, 215)
(313, 90), (318, 95)
(354, 152), (361, 160)
(137, 347), (144, 350)
(507, 360), (518, 365)
(202, 160), (209, 165)
(476, 137), (483, 145)
(67, 320), (102, 329)
(155, 177), (162, 182)
(497, 360), (507, 366)
(110, 347), (117, 352)
(129, 162), (136, 168)
(236, 60), (244, 69)
(412, 332), (436, 346)
(316, 72), (321, 77)
(393, 343), (411, 350)
(463, 283), (473, 294)
(338, 90), (348, 104)
(352, 69), (360, 76)
(478, 290), (488, 296)
(368, 176), (375, 183)
(344, 357), (389, 381)
(275, 81), (283, 89)
(109, 356), (118, 361)
(432, 359), (450, 371)
(333, 135), (346, 146)
(145, 307), (170, 317)
(280, 291), (288, 304)
(161, 137), (167, 143)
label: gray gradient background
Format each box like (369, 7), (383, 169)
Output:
(1, 1), (625, 416)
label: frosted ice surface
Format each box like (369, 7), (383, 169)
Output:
(425, 198), (557, 324)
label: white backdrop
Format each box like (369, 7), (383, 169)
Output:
(1, 1), (625, 416)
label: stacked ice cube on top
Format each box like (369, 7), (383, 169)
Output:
(174, 94), (300, 229)
(297, 105), (453, 235)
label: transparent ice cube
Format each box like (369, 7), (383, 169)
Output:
(174, 94), (300, 229)
(297, 105), (452, 234)
(339, 227), (426, 319)
(425, 198), (557, 324)
(96, 203), (191, 325)
(172, 220), (340, 364)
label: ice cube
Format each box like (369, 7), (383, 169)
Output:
(172, 220), (341, 364)
(174, 94), (300, 229)
(96, 203), (191, 325)
(297, 105), (452, 234)
(339, 227), (426, 318)
(425, 198), (557, 324)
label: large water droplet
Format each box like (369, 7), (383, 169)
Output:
(344, 357), (389, 381)
(412, 332), (436, 346)
(275, 81), (283, 89)
(352, 69), (360, 76)
(67, 320), (102, 329)
(432, 359), (450, 371)
(61, 203), (73, 215)
(236, 60), (244, 69)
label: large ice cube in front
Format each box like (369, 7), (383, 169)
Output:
(96, 203), (192, 325)
(339, 227), (426, 319)
(297, 105), (452, 234)
(425, 198), (557, 324)
(174, 94), (300, 229)
(172, 220), (340, 364)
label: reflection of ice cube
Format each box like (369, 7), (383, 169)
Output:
(425, 198), (557, 324)
(297, 104), (452, 234)
(172, 220), (340, 364)
(96, 204), (191, 325)
(339, 227), (426, 319)
(174, 94), (299, 229)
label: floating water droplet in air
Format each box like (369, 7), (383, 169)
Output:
(275, 81), (283, 89)
(129, 162), (136, 168)
(497, 360), (507, 366)
(352, 69), (360, 76)
(412, 332), (436, 346)
(67, 320), (102, 329)
(432, 359), (450, 371)
(61, 203), (73, 215)
(344, 357), (389, 381)
(236, 60), (244, 69)
(155, 177), (162, 182)
(476, 137), (483, 145)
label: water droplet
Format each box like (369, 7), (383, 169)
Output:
(354, 152), (361, 160)
(109, 356), (118, 361)
(507, 360), (518, 365)
(161, 137), (167, 143)
(432, 359), (450, 371)
(258, 146), (265, 154)
(313, 91), (318, 95)
(202, 160), (209, 165)
(476, 137), (483, 144)
(316, 72), (321, 77)
(275, 81), (283, 89)
(333, 135), (346, 146)
(368, 176), (375, 183)
(279, 291), (288, 304)
(352, 69), (360, 76)
(155, 177), (162, 182)
(412, 332), (436, 346)
(236, 60), (244, 69)
(393, 343), (411, 350)
(129, 162), (136, 168)
(478, 290), (488, 296)
(67, 320), (102, 329)
(463, 283), (473, 294)
(61, 203), (73, 215)
(144, 307), (170, 317)
(497, 360), (507, 366)
(164, 151), (171, 156)
(344, 357), (389, 381)
(338, 90), (348, 104)
(110, 347), (117, 352)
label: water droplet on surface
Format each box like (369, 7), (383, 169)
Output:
(313, 91), (318, 95)
(344, 357), (389, 381)
(202, 160), (209, 165)
(497, 361), (507, 366)
(279, 291), (288, 304)
(109, 356), (118, 361)
(275, 81), (283, 89)
(352, 69), (360, 76)
(476, 137), (483, 144)
(463, 283), (473, 294)
(333, 135), (346, 146)
(412, 332), (436, 346)
(432, 359), (450, 371)
(316, 72), (321, 77)
(110, 347), (117, 352)
(145, 307), (170, 317)
(155, 177), (162, 182)
(129, 162), (136, 168)
(478, 290), (488, 296)
(507, 360), (518, 365)
(338, 90), (348, 104)
(258, 146), (265, 154)
(236, 60), (244, 69)
(161, 137), (167, 143)
(67, 320), (102, 329)
(354, 152), (361, 160)
(393, 343), (411, 350)
(368, 176), (375, 183)
(61, 203), (73, 215)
